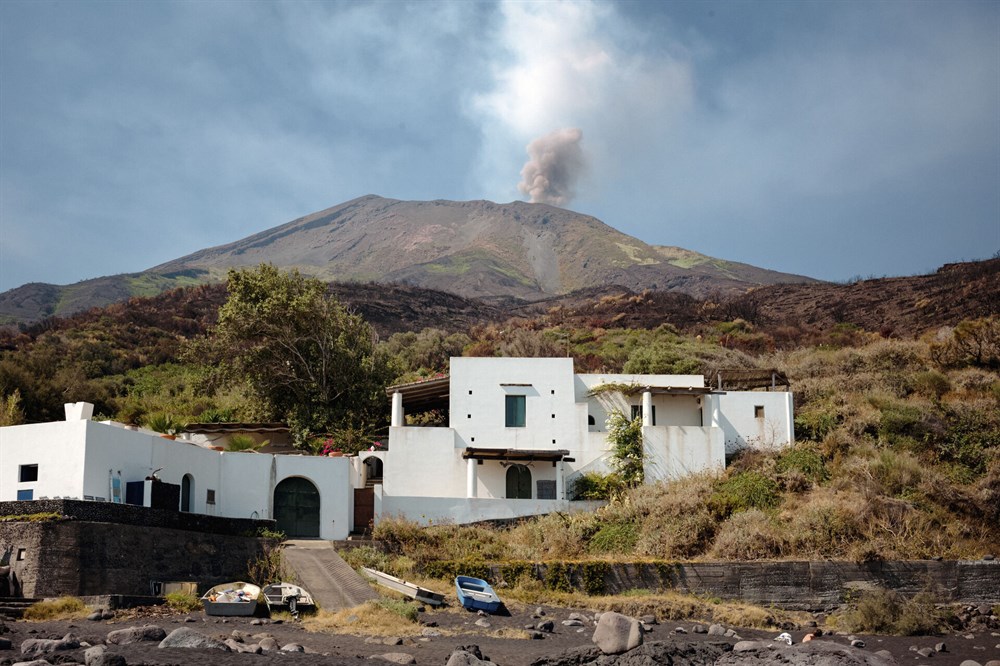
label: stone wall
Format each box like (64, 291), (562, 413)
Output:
(0, 499), (274, 536)
(528, 560), (1000, 611)
(0, 501), (279, 598)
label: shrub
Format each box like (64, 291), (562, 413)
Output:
(588, 521), (639, 555)
(570, 471), (624, 500)
(710, 510), (787, 560)
(776, 446), (829, 484)
(165, 592), (201, 613)
(246, 545), (290, 586)
(708, 471), (781, 518)
(22, 596), (89, 621)
(374, 598), (419, 622)
(831, 588), (949, 635)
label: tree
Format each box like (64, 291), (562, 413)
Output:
(211, 264), (393, 448)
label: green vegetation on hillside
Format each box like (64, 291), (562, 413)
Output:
(1, 267), (997, 564)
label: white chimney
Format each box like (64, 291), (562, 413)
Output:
(64, 402), (95, 421)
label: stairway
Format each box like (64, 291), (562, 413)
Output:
(281, 541), (377, 611)
(0, 597), (40, 619)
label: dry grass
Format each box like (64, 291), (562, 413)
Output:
(303, 600), (441, 637)
(22, 597), (91, 621)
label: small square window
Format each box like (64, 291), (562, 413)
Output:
(551, 413), (555, 418)
(19, 464), (38, 483)
(16, 548), (26, 561)
(17, 489), (33, 501)
(206, 489), (216, 504)
(469, 390), (472, 395)
(551, 390), (555, 395)
(754, 405), (765, 419)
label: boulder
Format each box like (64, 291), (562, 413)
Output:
(373, 653), (416, 664)
(85, 645), (128, 666)
(280, 643), (305, 652)
(20, 633), (80, 657)
(537, 620), (555, 633)
(707, 624), (726, 636)
(107, 625), (166, 645)
(157, 627), (230, 650)
(224, 638), (262, 654)
(447, 647), (497, 666)
(259, 637), (279, 651)
(591, 611), (642, 655)
(715, 640), (899, 665)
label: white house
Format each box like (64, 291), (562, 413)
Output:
(0, 403), (358, 540)
(376, 357), (794, 525)
(0, 359), (794, 535)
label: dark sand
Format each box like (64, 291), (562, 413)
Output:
(2, 601), (999, 665)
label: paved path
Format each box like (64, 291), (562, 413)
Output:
(282, 540), (378, 611)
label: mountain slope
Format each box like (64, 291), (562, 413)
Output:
(1, 195), (816, 325)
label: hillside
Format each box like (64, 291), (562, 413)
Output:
(0, 195), (815, 325)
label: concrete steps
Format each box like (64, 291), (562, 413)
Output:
(0, 597), (41, 619)
(281, 540), (377, 612)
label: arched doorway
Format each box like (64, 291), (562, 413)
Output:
(274, 477), (320, 538)
(505, 464), (532, 499)
(363, 456), (383, 484)
(180, 474), (193, 512)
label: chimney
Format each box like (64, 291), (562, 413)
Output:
(64, 402), (95, 421)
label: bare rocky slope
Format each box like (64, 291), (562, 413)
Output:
(0, 195), (815, 325)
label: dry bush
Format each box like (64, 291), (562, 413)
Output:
(630, 475), (718, 558)
(505, 511), (597, 560)
(22, 597), (90, 621)
(710, 510), (787, 560)
(948, 367), (1000, 394)
(829, 588), (950, 635)
(304, 600), (431, 637)
(784, 490), (865, 558)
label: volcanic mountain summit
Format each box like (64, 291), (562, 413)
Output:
(1, 195), (816, 324)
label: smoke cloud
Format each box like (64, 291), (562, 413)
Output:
(518, 128), (585, 206)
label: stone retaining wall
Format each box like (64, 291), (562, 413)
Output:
(0, 519), (275, 598)
(526, 560), (1000, 611)
(0, 499), (274, 536)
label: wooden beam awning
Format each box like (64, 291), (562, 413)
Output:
(706, 368), (791, 391)
(385, 376), (451, 412)
(462, 447), (571, 462)
(627, 386), (719, 396)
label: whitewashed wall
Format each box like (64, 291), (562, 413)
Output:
(0, 420), (353, 540)
(384, 426), (464, 498)
(642, 425), (725, 482)
(715, 392), (795, 454)
(375, 484), (604, 526)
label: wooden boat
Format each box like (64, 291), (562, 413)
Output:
(361, 567), (445, 606)
(262, 582), (315, 614)
(201, 581), (261, 616)
(455, 575), (502, 613)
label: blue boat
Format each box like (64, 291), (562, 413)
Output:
(455, 575), (502, 613)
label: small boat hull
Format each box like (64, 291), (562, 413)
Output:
(201, 581), (261, 617)
(361, 567), (446, 606)
(455, 575), (502, 613)
(262, 582), (315, 613)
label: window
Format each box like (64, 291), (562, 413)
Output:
(754, 405), (765, 419)
(16, 489), (33, 501)
(206, 489), (216, 504)
(631, 405), (656, 425)
(19, 464), (38, 482)
(505, 395), (526, 427)
(588, 415), (596, 426)
(537, 480), (556, 500)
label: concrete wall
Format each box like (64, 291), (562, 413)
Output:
(643, 425), (725, 482)
(716, 391), (795, 454)
(376, 487), (604, 526)
(449, 357), (582, 451)
(384, 426), (464, 498)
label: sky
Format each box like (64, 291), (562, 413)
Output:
(1, 0), (998, 292)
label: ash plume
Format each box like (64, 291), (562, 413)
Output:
(518, 128), (585, 206)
